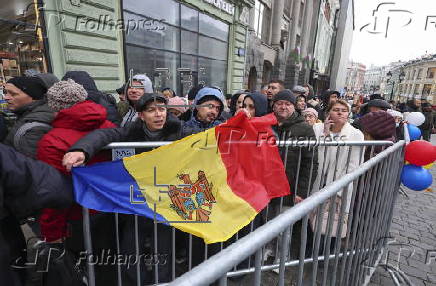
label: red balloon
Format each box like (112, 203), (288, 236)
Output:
(405, 140), (435, 166)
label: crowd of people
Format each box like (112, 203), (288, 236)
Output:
(0, 72), (434, 285)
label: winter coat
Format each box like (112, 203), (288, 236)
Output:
(36, 101), (115, 242)
(3, 100), (54, 158)
(272, 113), (318, 200)
(0, 143), (74, 220)
(0, 143), (74, 285)
(312, 122), (364, 213)
(0, 113), (6, 142)
(117, 100), (130, 119)
(184, 116), (222, 134)
(420, 111), (434, 131)
(69, 115), (194, 160)
(62, 71), (121, 126)
(405, 100), (419, 112)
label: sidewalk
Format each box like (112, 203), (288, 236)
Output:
(369, 135), (436, 286)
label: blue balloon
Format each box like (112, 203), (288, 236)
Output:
(407, 124), (421, 141)
(401, 165), (432, 191)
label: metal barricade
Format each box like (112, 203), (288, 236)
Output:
(80, 140), (405, 286)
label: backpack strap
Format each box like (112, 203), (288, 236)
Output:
(14, 122), (52, 151)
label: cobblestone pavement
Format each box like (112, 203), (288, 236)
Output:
(369, 136), (436, 286)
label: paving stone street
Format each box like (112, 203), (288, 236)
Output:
(369, 136), (436, 286)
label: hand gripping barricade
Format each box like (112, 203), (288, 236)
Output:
(78, 140), (405, 286)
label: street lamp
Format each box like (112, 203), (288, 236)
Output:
(386, 71), (392, 81)
(385, 71), (393, 99)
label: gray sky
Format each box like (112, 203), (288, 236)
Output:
(350, 0), (436, 67)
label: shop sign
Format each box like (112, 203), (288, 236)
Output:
(203, 0), (235, 15)
(0, 51), (17, 58)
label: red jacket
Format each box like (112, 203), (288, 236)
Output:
(37, 100), (116, 241)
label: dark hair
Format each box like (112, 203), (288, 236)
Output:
(303, 83), (314, 97)
(187, 84), (204, 100)
(296, 95), (306, 102)
(326, 99), (350, 113)
(161, 87), (176, 97)
(268, 80), (285, 88)
(229, 92), (247, 115)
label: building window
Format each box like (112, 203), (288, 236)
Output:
(417, 68), (423, 80)
(254, 0), (271, 43)
(413, 84), (420, 95)
(0, 0), (48, 86)
(422, 84), (432, 97)
(123, 0), (229, 96)
(427, 67), (436, 79)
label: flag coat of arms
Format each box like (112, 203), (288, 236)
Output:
(72, 113), (290, 243)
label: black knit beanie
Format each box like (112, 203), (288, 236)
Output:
(273, 89), (296, 105)
(7, 76), (47, 100)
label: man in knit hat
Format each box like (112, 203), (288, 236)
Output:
(2, 76), (54, 158)
(271, 89), (318, 199)
(118, 74), (154, 127)
(265, 89), (318, 262)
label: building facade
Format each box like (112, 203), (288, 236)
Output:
(311, 0), (340, 93)
(330, 0), (353, 91)
(345, 61), (366, 93)
(1, 0), (354, 98)
(379, 61), (403, 99)
(243, 0), (351, 94)
(363, 66), (383, 94)
(1, 0), (253, 96)
(397, 54), (436, 104)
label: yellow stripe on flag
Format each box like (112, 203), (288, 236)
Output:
(123, 128), (258, 244)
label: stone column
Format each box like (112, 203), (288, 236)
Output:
(271, 0), (285, 48)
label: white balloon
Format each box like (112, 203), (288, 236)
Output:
(405, 112), (425, 126)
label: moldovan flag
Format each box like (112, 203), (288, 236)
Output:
(72, 113), (290, 243)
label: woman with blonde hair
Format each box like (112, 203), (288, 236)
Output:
(310, 99), (363, 250)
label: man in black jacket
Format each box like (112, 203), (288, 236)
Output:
(421, 102), (434, 141)
(272, 89), (318, 200)
(2, 76), (54, 158)
(267, 89), (318, 262)
(0, 143), (73, 286)
(62, 93), (193, 285)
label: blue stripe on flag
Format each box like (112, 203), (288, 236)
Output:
(72, 160), (167, 223)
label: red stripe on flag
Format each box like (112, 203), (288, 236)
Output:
(215, 113), (291, 212)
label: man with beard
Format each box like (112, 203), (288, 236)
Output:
(184, 87), (226, 133)
(266, 80), (285, 112)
